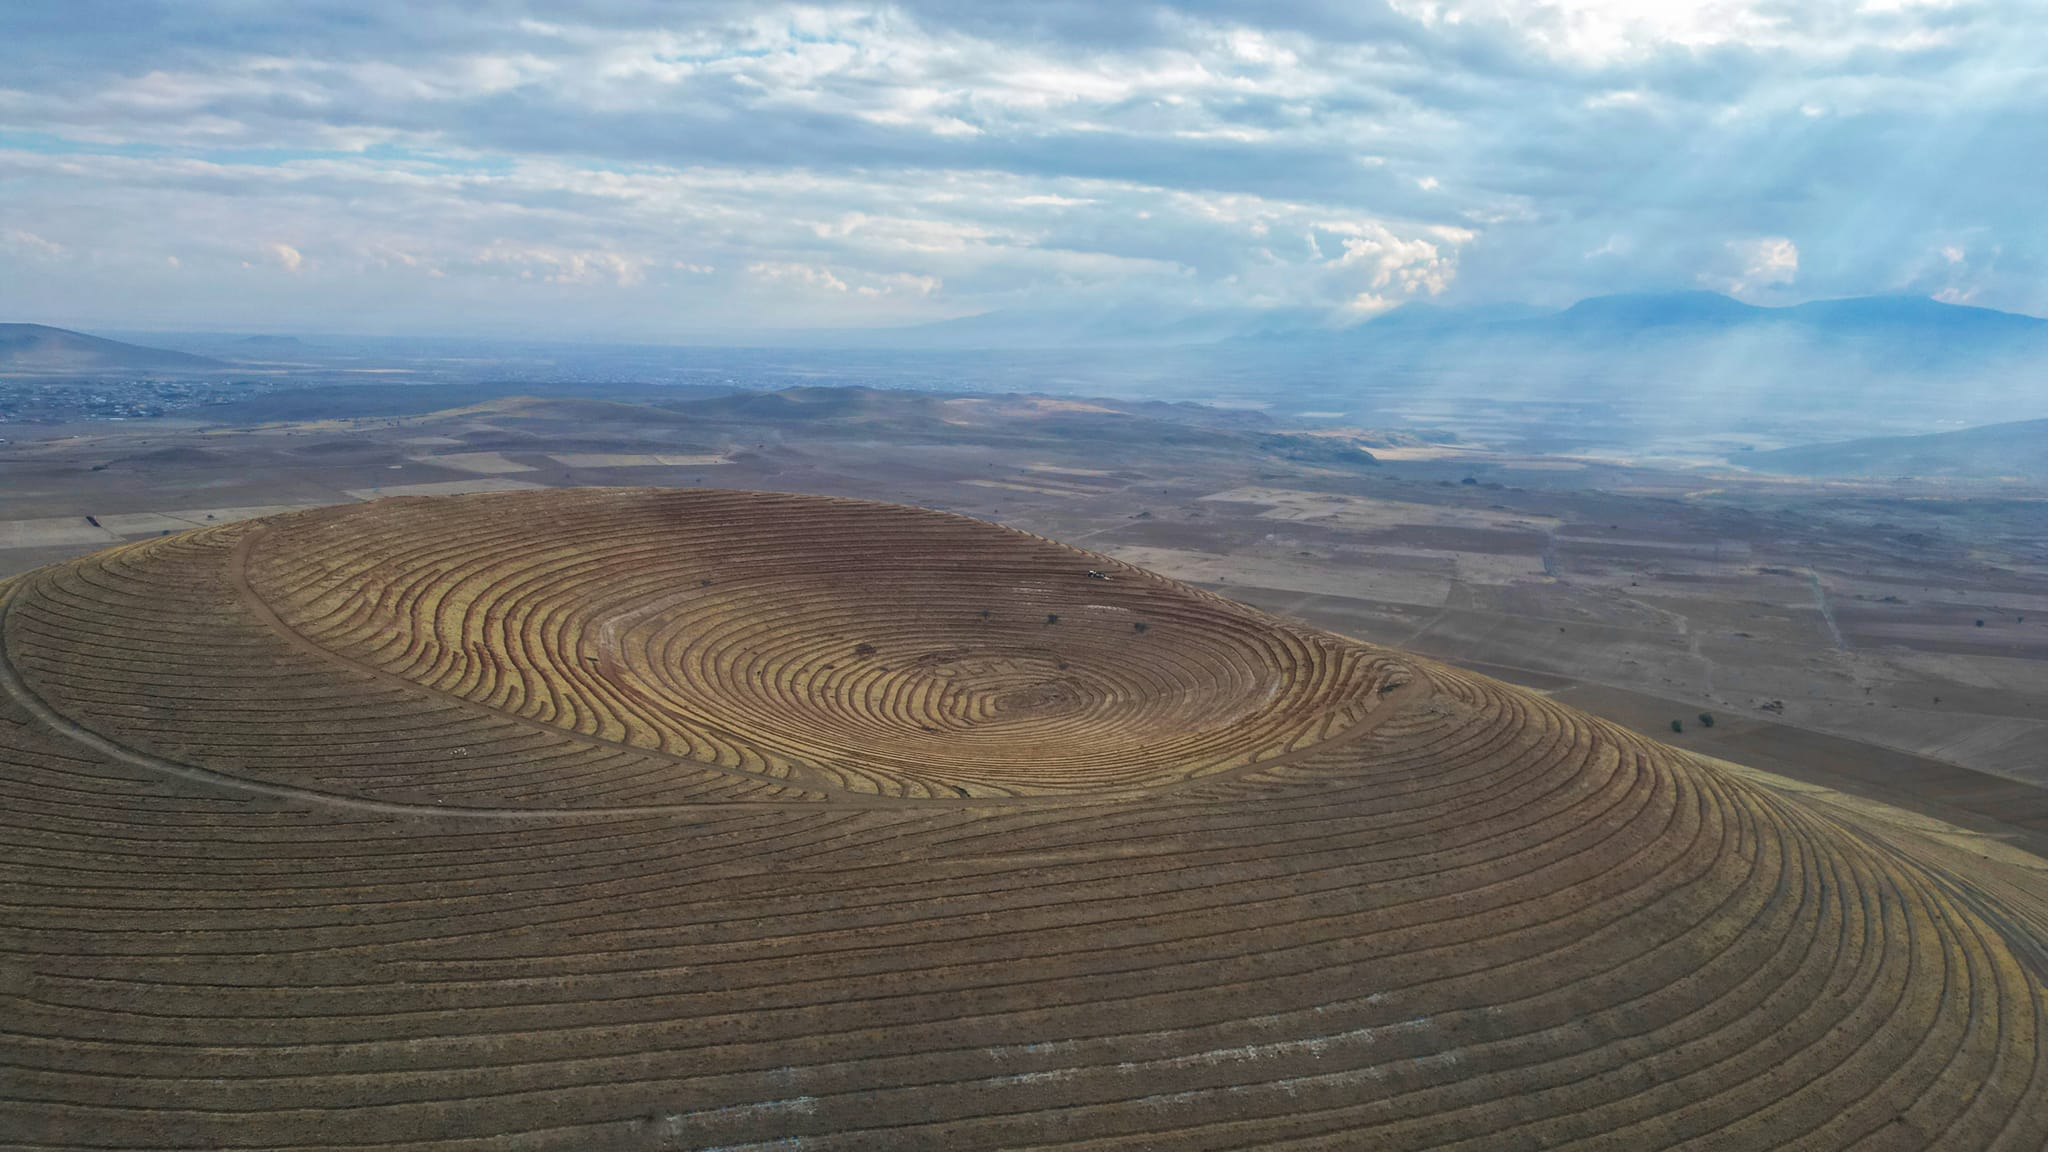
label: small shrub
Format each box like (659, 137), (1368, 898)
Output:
(1670, 719), (1683, 734)
(1045, 613), (1060, 625)
(1133, 621), (1148, 633)
(1698, 712), (1715, 728)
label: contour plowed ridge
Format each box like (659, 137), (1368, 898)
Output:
(236, 488), (1406, 800)
(0, 486), (2044, 1150)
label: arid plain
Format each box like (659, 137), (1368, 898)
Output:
(3, 385), (2047, 1146)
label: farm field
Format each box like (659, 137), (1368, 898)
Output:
(2, 486), (2047, 1147)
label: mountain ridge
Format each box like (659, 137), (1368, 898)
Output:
(1742, 416), (2048, 479)
(790, 291), (2048, 350)
(0, 323), (226, 374)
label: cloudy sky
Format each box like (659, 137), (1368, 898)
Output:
(1, 0), (2040, 338)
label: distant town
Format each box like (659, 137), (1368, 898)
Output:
(0, 378), (273, 423)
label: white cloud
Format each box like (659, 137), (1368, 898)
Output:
(856, 272), (941, 297)
(1343, 291), (1400, 315)
(1584, 234), (1631, 259)
(1398, 0), (1929, 63)
(1742, 236), (1799, 285)
(476, 244), (647, 286)
(1585, 89), (1649, 110)
(1704, 236), (1799, 297)
(1329, 222), (1462, 299)
(748, 261), (850, 293)
(363, 242), (437, 275)
(4, 229), (65, 257)
(0, 0), (2042, 328)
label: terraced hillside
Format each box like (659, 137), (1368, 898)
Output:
(2, 487), (2045, 1149)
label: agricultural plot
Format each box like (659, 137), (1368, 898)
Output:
(547, 452), (731, 468)
(0, 486), (2045, 1149)
(0, 517), (118, 550)
(1200, 486), (1565, 535)
(410, 450), (537, 474)
(340, 476), (548, 500)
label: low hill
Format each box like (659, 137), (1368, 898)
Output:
(1552, 289), (1767, 330)
(462, 396), (709, 425)
(0, 323), (225, 374)
(1743, 417), (2048, 479)
(1783, 294), (2048, 337)
(1, 487), (2042, 1146)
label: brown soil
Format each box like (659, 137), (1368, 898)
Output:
(1, 487), (2045, 1148)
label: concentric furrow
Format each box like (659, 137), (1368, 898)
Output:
(1, 531), (820, 809)
(1, 488), (2045, 1149)
(243, 489), (1402, 797)
(2, 696), (2044, 1148)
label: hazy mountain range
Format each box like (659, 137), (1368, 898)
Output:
(25, 290), (2036, 360)
(709, 293), (2048, 433)
(8, 294), (2046, 442)
(843, 290), (2048, 350)
(0, 323), (224, 374)
(1742, 416), (2048, 479)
